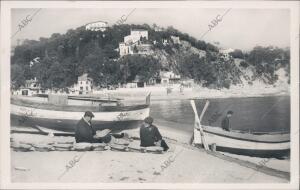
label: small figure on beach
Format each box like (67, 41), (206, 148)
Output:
(75, 111), (124, 143)
(166, 87), (172, 95)
(139, 116), (169, 151)
(221, 110), (233, 131)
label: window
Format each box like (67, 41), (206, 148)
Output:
(80, 87), (83, 90)
(86, 86), (88, 91)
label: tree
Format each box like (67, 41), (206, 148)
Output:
(11, 64), (25, 89)
(119, 55), (160, 82)
(229, 49), (244, 59)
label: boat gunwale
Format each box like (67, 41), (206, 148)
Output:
(11, 97), (149, 112)
(200, 127), (290, 144)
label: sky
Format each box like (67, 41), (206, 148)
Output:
(11, 8), (290, 51)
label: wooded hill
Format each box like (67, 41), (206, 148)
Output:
(11, 23), (290, 89)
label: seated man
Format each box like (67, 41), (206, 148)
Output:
(75, 111), (124, 143)
(139, 116), (169, 151)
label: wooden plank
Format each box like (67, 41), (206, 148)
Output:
(190, 100), (210, 150)
(207, 151), (290, 180)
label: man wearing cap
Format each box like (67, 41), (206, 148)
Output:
(139, 116), (169, 151)
(221, 110), (233, 131)
(75, 111), (112, 143)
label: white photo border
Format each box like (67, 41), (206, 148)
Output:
(1, 1), (299, 189)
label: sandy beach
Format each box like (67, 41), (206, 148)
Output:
(11, 146), (288, 183)
(11, 124), (290, 183)
(90, 82), (290, 104)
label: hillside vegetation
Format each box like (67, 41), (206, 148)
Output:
(11, 24), (290, 89)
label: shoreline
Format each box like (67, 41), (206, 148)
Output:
(92, 84), (290, 102)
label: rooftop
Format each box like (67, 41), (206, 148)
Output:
(85, 20), (108, 26)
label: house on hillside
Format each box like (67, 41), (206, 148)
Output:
(124, 30), (148, 44)
(171, 36), (180, 44)
(159, 70), (181, 85)
(70, 73), (94, 95)
(162, 39), (169, 46)
(12, 77), (42, 96)
(220, 48), (234, 60)
(85, 21), (108, 32)
(119, 29), (151, 57)
(25, 77), (41, 89)
(119, 42), (131, 57)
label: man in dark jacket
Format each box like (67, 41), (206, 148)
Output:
(75, 111), (112, 143)
(139, 116), (169, 151)
(221, 110), (233, 131)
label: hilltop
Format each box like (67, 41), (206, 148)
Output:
(11, 23), (290, 89)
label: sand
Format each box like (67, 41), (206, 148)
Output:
(93, 82), (289, 103)
(10, 129), (289, 183)
(11, 143), (288, 183)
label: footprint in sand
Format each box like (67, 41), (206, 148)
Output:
(138, 177), (146, 181)
(120, 176), (129, 181)
(137, 170), (143, 173)
(153, 171), (160, 175)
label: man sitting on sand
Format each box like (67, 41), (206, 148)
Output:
(75, 111), (124, 143)
(221, 110), (233, 131)
(139, 116), (169, 151)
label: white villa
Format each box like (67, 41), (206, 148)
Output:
(70, 73), (94, 95)
(219, 48), (234, 60)
(124, 30), (148, 44)
(85, 21), (108, 32)
(119, 29), (151, 57)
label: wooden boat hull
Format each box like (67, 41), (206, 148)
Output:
(11, 114), (144, 132)
(11, 97), (150, 132)
(197, 126), (290, 158)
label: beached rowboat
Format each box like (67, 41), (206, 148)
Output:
(191, 100), (290, 158)
(197, 126), (290, 157)
(11, 94), (150, 132)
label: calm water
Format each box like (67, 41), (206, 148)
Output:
(150, 96), (290, 133)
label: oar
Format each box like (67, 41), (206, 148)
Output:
(33, 125), (75, 136)
(190, 100), (210, 150)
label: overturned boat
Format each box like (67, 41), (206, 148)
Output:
(11, 94), (151, 132)
(191, 100), (290, 158)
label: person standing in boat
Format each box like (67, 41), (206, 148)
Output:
(221, 110), (233, 131)
(139, 116), (169, 151)
(75, 111), (124, 143)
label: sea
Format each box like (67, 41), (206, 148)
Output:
(150, 96), (290, 134)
